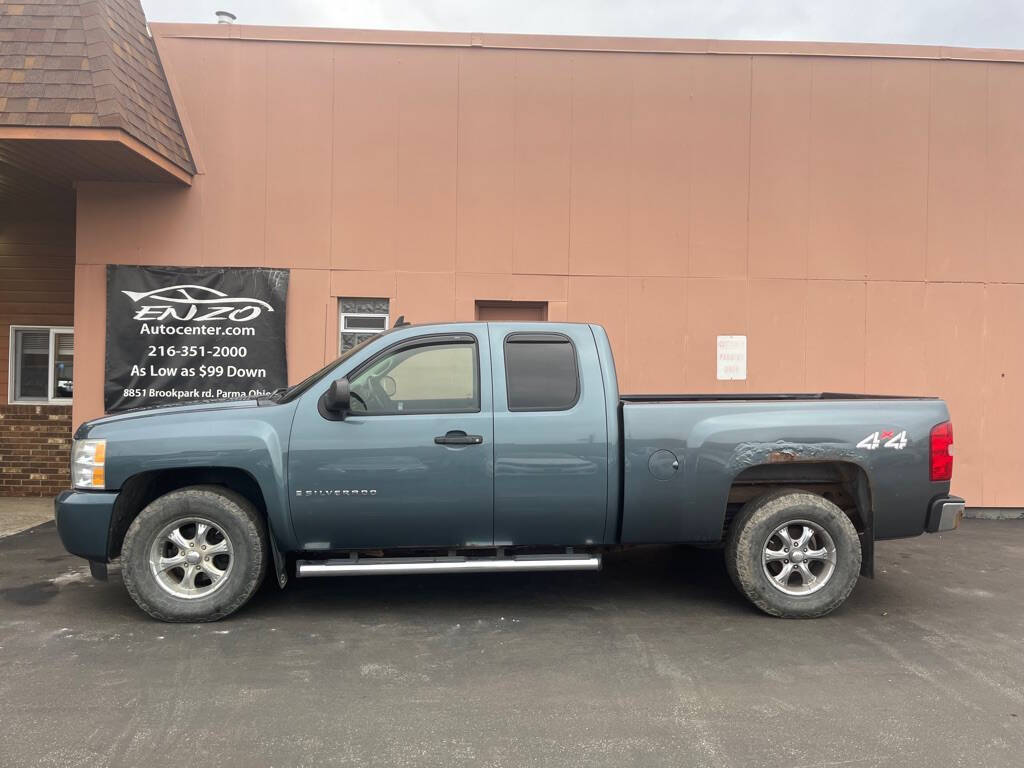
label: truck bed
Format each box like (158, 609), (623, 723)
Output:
(619, 394), (951, 545)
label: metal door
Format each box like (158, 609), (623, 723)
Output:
(288, 329), (493, 550)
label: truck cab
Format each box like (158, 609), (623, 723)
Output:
(288, 322), (615, 552)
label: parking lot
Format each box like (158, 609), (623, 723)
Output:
(1, 518), (1022, 767)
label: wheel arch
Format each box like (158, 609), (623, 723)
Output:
(725, 460), (874, 578)
(108, 467), (272, 561)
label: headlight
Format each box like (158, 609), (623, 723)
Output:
(71, 439), (106, 489)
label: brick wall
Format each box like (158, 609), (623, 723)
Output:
(0, 405), (72, 497)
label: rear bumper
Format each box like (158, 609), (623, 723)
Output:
(926, 495), (965, 533)
(54, 489), (118, 562)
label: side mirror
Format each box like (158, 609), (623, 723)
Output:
(324, 377), (351, 416)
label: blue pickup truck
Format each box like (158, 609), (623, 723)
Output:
(55, 322), (963, 622)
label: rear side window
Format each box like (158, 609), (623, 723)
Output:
(504, 333), (579, 411)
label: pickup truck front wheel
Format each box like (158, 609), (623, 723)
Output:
(120, 486), (267, 622)
(726, 490), (861, 618)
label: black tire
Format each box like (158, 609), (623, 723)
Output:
(121, 485), (267, 622)
(725, 489), (861, 618)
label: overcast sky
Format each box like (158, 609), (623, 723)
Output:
(140, 0), (1024, 50)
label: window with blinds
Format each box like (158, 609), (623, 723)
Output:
(10, 327), (74, 403)
(53, 332), (74, 399)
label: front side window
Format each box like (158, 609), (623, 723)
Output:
(349, 340), (478, 415)
(10, 327), (74, 403)
(339, 297), (389, 353)
(504, 333), (579, 411)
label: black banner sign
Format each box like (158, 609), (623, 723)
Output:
(105, 266), (289, 412)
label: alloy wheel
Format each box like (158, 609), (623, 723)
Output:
(148, 517), (234, 599)
(761, 519), (837, 596)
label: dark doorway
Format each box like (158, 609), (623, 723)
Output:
(474, 301), (548, 322)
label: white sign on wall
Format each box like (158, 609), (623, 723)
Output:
(716, 335), (747, 381)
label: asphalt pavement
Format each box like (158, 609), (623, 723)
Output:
(1, 519), (1022, 768)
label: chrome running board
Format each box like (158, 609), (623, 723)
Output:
(296, 553), (601, 578)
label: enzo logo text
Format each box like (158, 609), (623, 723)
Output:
(123, 285), (273, 322)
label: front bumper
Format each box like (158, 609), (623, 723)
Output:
(54, 489), (119, 562)
(926, 495), (965, 533)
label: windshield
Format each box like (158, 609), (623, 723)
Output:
(274, 331), (391, 404)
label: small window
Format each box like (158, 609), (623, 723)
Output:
(339, 297), (389, 353)
(9, 326), (74, 403)
(349, 340), (478, 415)
(504, 333), (579, 411)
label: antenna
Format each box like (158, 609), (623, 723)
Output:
(394, 315), (410, 327)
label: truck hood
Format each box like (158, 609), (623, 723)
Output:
(74, 399), (260, 438)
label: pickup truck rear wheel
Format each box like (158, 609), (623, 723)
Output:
(725, 490), (861, 618)
(120, 486), (267, 622)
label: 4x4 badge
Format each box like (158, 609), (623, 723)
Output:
(857, 430), (908, 450)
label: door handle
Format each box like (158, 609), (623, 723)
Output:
(434, 430), (484, 446)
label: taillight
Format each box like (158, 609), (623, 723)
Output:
(930, 421), (954, 482)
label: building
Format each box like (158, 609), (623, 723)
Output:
(1, 0), (1022, 506)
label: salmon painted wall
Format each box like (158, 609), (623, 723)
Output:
(72, 29), (1024, 506)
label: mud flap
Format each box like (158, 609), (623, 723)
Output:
(268, 525), (288, 588)
(88, 560), (109, 582)
(859, 531), (874, 579)
(855, 476), (873, 579)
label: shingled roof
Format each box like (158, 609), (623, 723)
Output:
(0, 0), (194, 174)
